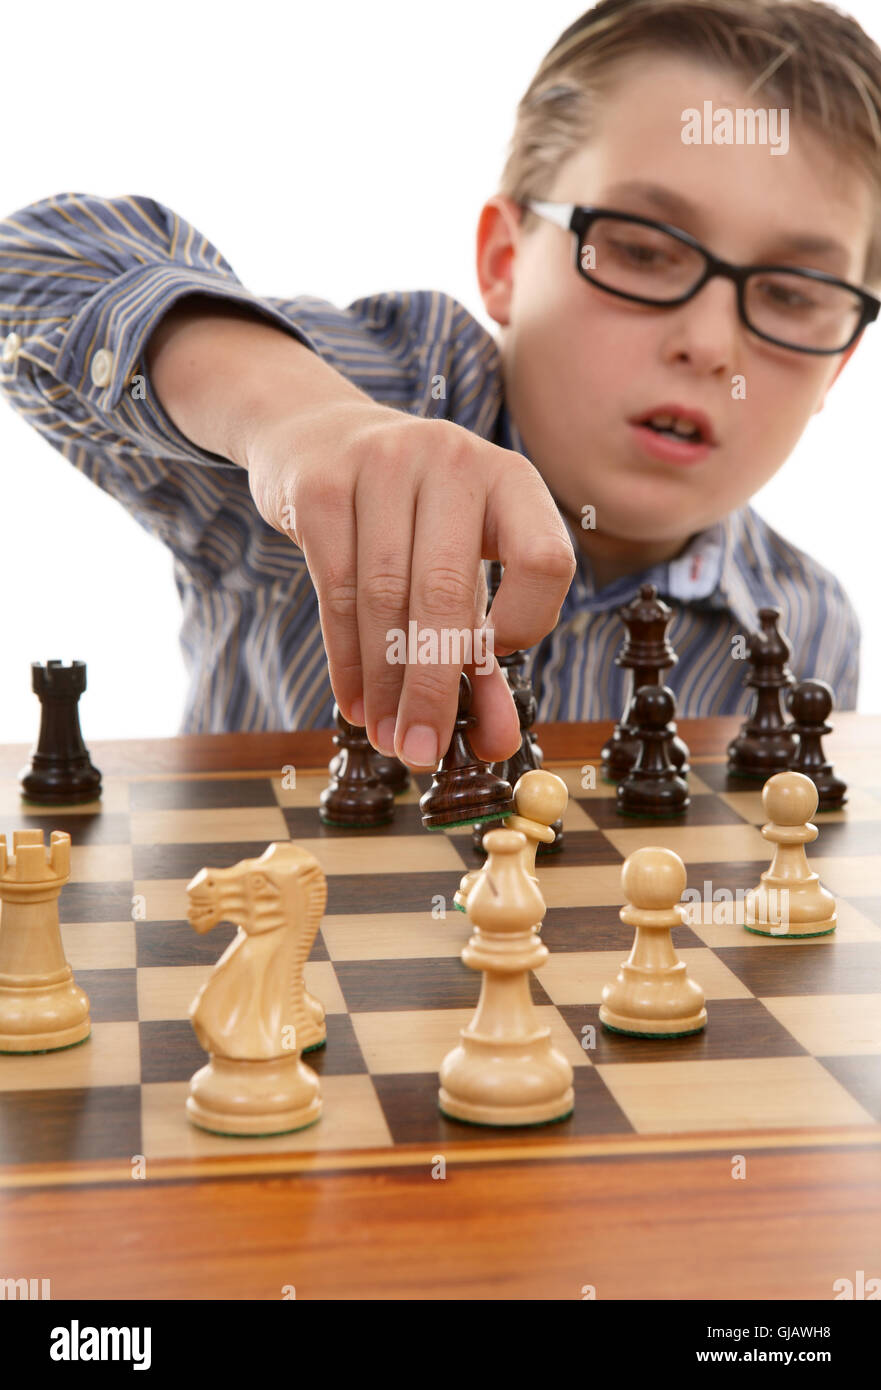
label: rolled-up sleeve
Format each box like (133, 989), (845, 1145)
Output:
(0, 191), (320, 472)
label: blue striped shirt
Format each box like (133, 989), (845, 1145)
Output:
(0, 192), (860, 731)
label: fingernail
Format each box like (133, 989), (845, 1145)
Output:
(350, 696), (365, 725)
(376, 716), (396, 756)
(401, 724), (438, 767)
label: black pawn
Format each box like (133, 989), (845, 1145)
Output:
(472, 647), (563, 857)
(370, 752), (410, 794)
(727, 607), (798, 780)
(19, 660), (102, 805)
(787, 680), (847, 810)
(420, 674), (514, 830)
(601, 585), (689, 782)
(330, 746), (411, 795)
(617, 686), (690, 818)
(320, 707), (395, 827)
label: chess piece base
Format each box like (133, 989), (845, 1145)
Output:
(187, 1054), (322, 1136)
(600, 1004), (707, 1036)
(743, 921), (836, 939)
(438, 1033), (574, 1126)
(0, 972), (91, 1052)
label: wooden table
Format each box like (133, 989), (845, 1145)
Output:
(1, 716), (879, 1301)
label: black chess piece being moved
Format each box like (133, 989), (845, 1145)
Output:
(19, 660), (102, 805)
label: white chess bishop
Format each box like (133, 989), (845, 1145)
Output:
(440, 827), (574, 1126)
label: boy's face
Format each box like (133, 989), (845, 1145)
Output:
(479, 56), (874, 557)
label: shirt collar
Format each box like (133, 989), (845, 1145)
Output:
(496, 399), (759, 629)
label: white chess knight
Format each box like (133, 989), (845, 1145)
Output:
(744, 771), (837, 938)
(185, 841), (327, 1136)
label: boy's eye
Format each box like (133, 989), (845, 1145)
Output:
(608, 237), (675, 268)
(754, 277), (816, 312)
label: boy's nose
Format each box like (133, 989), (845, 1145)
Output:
(658, 277), (741, 374)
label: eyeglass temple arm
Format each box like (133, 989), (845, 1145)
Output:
(522, 199), (573, 230)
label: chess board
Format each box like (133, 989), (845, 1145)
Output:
(1, 747), (880, 1191)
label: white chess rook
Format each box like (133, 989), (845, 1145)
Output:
(439, 827), (574, 1126)
(0, 830), (90, 1052)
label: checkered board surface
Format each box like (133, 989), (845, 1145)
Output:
(1, 750), (880, 1187)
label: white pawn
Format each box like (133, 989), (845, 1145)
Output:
(744, 771), (836, 937)
(439, 828), (574, 1126)
(600, 847), (706, 1037)
(453, 769), (568, 914)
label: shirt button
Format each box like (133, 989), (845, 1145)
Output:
(90, 348), (114, 387)
(1, 332), (22, 364)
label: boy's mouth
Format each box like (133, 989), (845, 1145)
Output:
(630, 404), (717, 446)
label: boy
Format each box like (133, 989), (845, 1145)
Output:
(1, 0), (879, 770)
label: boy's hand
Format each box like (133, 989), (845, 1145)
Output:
(244, 400), (576, 767)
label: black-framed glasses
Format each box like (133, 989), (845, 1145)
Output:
(522, 199), (881, 355)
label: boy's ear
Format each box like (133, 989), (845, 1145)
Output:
(812, 334), (862, 414)
(476, 196), (522, 327)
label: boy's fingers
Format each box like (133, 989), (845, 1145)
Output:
(467, 656), (522, 765)
(355, 467), (416, 754)
(299, 504), (363, 724)
(393, 468), (486, 767)
(483, 456), (576, 653)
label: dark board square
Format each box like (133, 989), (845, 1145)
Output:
(136, 920), (236, 967)
(59, 881), (134, 924)
(333, 957), (552, 1012)
(76, 968), (138, 1023)
(685, 860), (770, 896)
(0, 1086), (141, 1165)
(0, 811), (131, 846)
(717, 941), (881, 996)
(283, 802), (427, 840)
(299, 1013), (367, 1077)
(372, 1067), (633, 1146)
(326, 871), (465, 916)
(558, 998), (810, 1063)
(805, 822), (881, 857)
(130, 778), (278, 810)
(692, 761), (740, 792)
(140, 1019), (206, 1083)
(817, 1055), (881, 1121)
(540, 906), (704, 952)
(580, 794), (747, 830)
(133, 841), (283, 881)
(135, 921), (328, 968)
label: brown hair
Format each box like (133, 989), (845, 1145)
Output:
(499, 0), (881, 284)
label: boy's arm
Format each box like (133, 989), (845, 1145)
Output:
(0, 193), (576, 763)
(144, 295), (576, 765)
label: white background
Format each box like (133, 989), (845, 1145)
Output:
(2, 0), (880, 742)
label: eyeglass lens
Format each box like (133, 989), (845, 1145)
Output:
(581, 218), (863, 350)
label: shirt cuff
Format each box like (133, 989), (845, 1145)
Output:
(53, 262), (320, 467)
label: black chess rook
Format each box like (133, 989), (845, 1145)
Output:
(19, 660), (102, 805)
